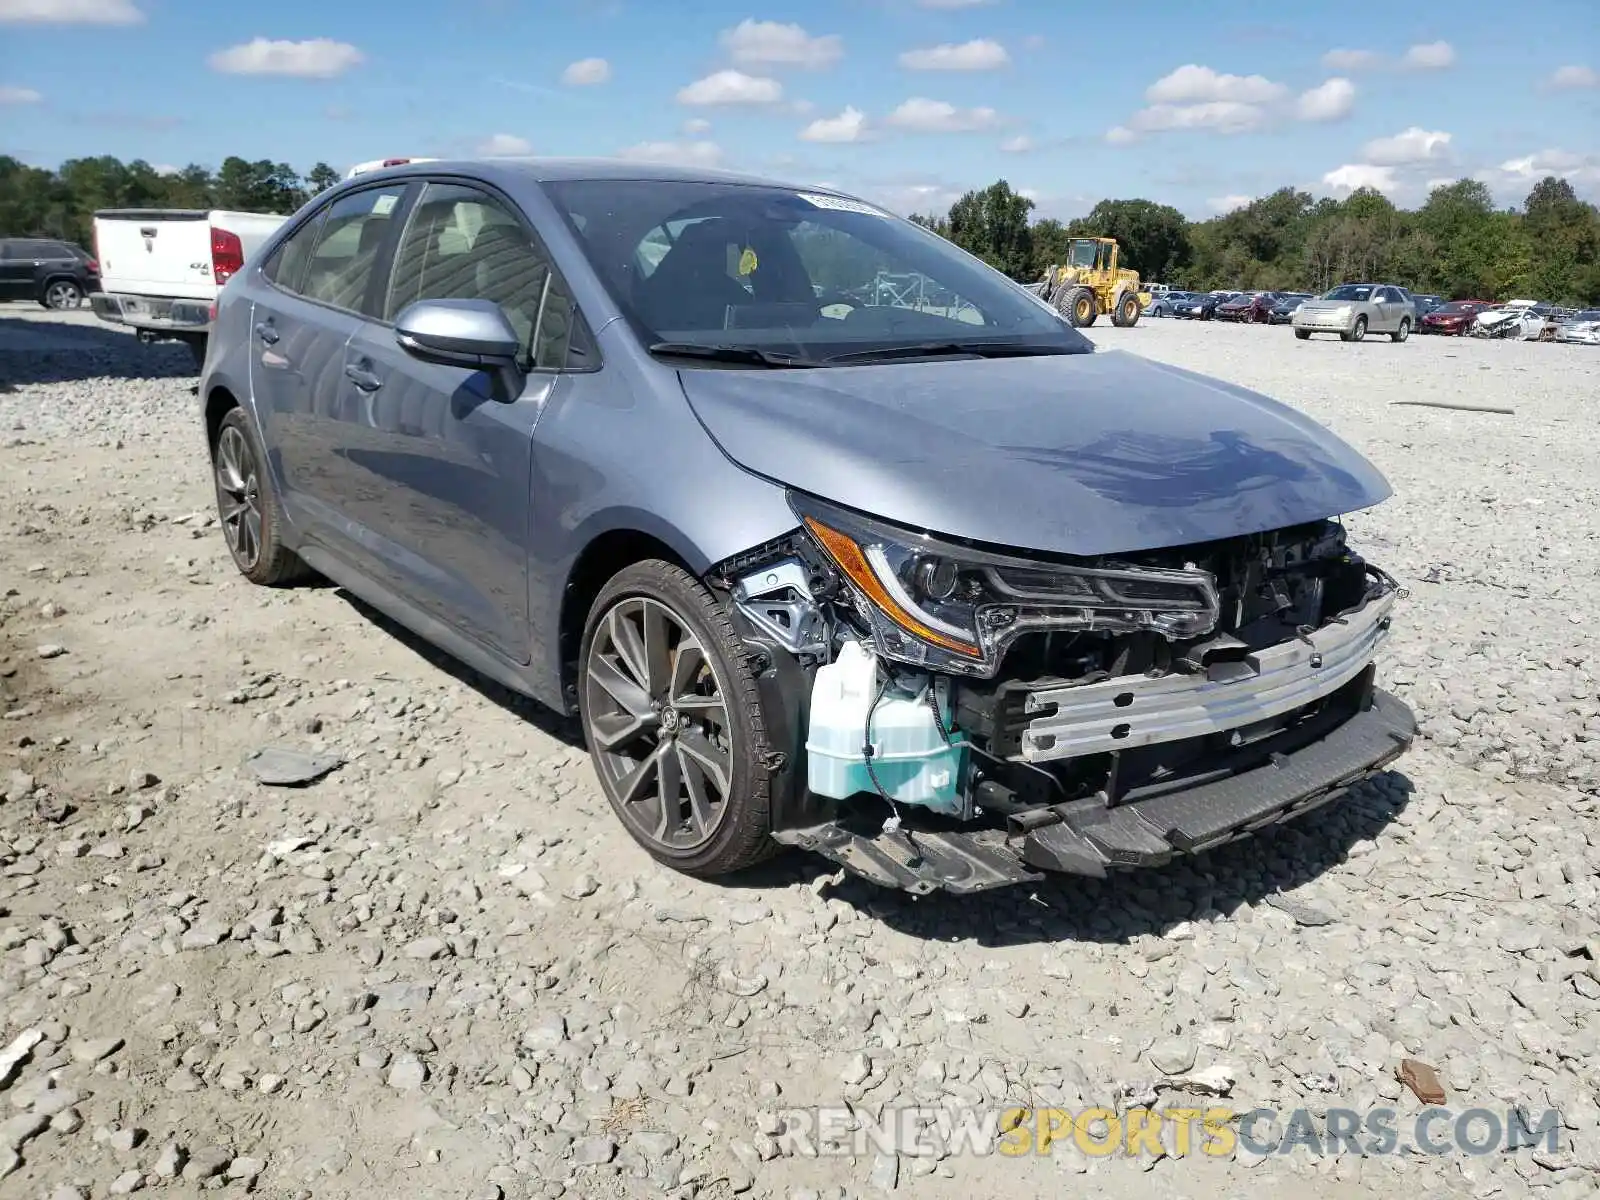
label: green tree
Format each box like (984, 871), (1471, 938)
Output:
(946, 180), (1034, 279)
(305, 162), (341, 195)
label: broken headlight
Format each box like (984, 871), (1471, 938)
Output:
(791, 493), (1221, 678)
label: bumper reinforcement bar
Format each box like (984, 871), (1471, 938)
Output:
(772, 689), (1416, 894)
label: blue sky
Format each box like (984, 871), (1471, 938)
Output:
(3, 0), (1597, 220)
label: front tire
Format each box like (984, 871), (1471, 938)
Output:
(1058, 286), (1097, 328)
(211, 408), (310, 586)
(1391, 319), (1410, 343)
(1342, 315), (1368, 343)
(1295, 328), (1311, 340)
(579, 561), (778, 878)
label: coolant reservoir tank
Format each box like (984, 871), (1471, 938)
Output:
(805, 641), (969, 818)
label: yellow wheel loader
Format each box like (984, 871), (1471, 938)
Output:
(1036, 237), (1152, 329)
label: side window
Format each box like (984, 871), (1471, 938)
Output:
(262, 210), (327, 295)
(300, 184), (408, 313)
(386, 181), (585, 370)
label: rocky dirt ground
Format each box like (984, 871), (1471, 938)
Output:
(0, 306), (1596, 1200)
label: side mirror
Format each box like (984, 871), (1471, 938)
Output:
(394, 299), (521, 369)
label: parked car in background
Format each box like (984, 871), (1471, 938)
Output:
(1144, 290), (1193, 317)
(1268, 293), (1313, 324)
(1174, 292), (1226, 319)
(1411, 294), (1443, 318)
(1419, 299), (1494, 335)
(1292, 283), (1416, 343)
(89, 208), (287, 366)
(0, 237), (100, 309)
(199, 157), (1412, 894)
(1217, 291), (1281, 323)
(1554, 308), (1600, 344)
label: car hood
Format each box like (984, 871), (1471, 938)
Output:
(676, 350), (1392, 557)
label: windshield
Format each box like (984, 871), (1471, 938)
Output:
(1570, 310), (1600, 322)
(1436, 301), (1478, 314)
(1067, 240), (1098, 268)
(541, 179), (1091, 362)
(1323, 285), (1373, 301)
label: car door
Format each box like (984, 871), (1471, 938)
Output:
(1371, 287), (1401, 332)
(335, 179), (596, 664)
(248, 180), (415, 551)
(0, 240), (49, 300)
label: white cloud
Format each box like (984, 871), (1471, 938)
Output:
(1145, 64), (1288, 105)
(208, 38), (364, 79)
(883, 97), (999, 133)
(617, 140), (724, 168)
(676, 70), (783, 106)
(799, 106), (869, 143)
(1321, 48), (1382, 71)
(1476, 148), (1600, 199)
(1363, 126), (1452, 165)
(898, 39), (1009, 71)
(0, 84), (42, 104)
(682, 117), (711, 135)
(1295, 78), (1355, 121)
(1209, 194), (1255, 213)
(0, 0), (142, 23)
(561, 57), (609, 85)
(152, 163), (179, 175)
(1548, 64), (1598, 90)
(478, 133), (533, 155)
(1323, 163), (1397, 194)
(999, 134), (1033, 153)
(1105, 125), (1137, 145)
(1131, 101), (1269, 134)
(720, 19), (841, 70)
(1402, 41), (1455, 70)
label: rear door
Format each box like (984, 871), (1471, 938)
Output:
(336, 178), (594, 662)
(247, 180), (415, 556)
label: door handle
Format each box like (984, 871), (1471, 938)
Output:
(254, 322), (280, 345)
(344, 363), (383, 391)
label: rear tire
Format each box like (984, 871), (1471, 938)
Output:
(1295, 329), (1311, 340)
(1112, 292), (1140, 327)
(1391, 319), (1410, 343)
(183, 335), (208, 370)
(211, 408), (311, 586)
(578, 560), (778, 878)
(41, 279), (83, 310)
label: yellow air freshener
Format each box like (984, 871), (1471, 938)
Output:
(738, 247), (759, 276)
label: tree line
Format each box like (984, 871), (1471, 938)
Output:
(912, 177), (1600, 306)
(3, 154), (1596, 306)
(0, 155), (341, 250)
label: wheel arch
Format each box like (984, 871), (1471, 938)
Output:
(555, 520), (702, 713)
(204, 384), (241, 453)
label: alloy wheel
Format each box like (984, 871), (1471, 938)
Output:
(583, 597), (735, 852)
(214, 425), (263, 570)
(45, 282), (81, 309)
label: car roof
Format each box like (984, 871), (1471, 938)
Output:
(349, 156), (822, 194)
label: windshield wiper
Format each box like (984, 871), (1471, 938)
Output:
(648, 342), (819, 368)
(823, 341), (1076, 365)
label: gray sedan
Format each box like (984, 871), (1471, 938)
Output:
(1293, 283), (1417, 342)
(198, 158), (1413, 894)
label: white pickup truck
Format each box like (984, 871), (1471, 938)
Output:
(89, 208), (286, 365)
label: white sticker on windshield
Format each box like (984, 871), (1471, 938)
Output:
(798, 192), (889, 217)
(372, 193), (399, 216)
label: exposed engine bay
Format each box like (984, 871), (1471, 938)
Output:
(710, 494), (1413, 893)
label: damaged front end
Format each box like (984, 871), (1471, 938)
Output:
(710, 494), (1416, 895)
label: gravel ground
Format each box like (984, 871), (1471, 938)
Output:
(0, 304), (1597, 1200)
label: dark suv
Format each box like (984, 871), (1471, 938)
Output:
(0, 238), (101, 309)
